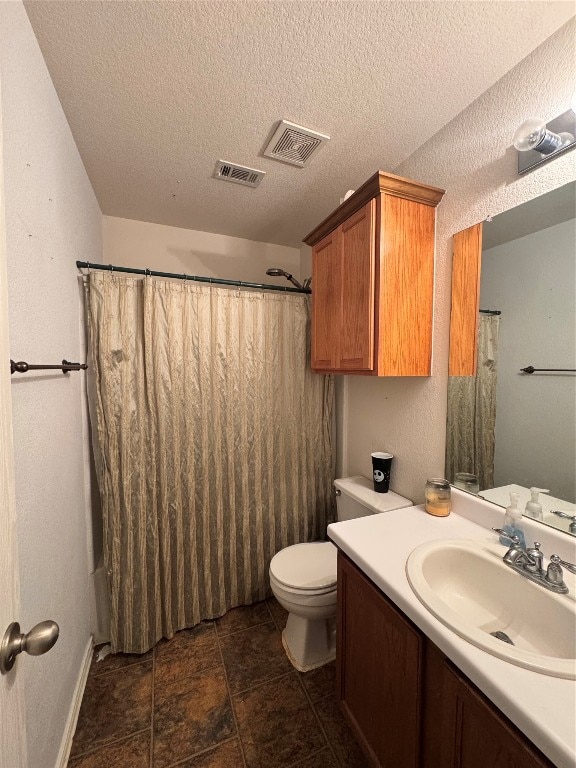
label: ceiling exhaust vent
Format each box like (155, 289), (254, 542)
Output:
(214, 160), (265, 188)
(264, 120), (330, 167)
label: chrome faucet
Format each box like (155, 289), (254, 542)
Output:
(492, 528), (575, 595)
(494, 531), (530, 566)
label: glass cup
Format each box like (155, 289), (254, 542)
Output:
(453, 472), (480, 494)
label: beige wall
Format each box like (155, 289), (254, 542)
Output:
(104, 216), (301, 285)
(337, 20), (576, 503)
(0, 3), (103, 766)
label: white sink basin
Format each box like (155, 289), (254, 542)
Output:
(406, 539), (576, 679)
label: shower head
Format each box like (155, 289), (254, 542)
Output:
(265, 268), (304, 290)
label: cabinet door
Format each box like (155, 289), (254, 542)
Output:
(311, 228), (340, 370)
(337, 552), (422, 768)
(339, 200), (375, 370)
(424, 644), (555, 768)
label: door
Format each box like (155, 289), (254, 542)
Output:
(311, 199), (376, 373)
(437, 656), (554, 768)
(338, 199), (375, 371)
(0, 83), (28, 768)
(311, 228), (340, 370)
(337, 553), (423, 767)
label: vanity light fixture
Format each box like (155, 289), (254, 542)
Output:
(513, 101), (576, 174)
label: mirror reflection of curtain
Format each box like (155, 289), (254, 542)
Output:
(446, 314), (500, 490)
(85, 272), (334, 653)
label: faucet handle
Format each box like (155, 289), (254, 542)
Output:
(545, 557), (567, 587)
(492, 528), (520, 545)
(550, 554), (576, 575)
(551, 511), (576, 534)
(524, 542), (544, 573)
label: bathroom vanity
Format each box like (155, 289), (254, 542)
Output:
(328, 493), (576, 768)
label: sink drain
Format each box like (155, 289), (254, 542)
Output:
(490, 631), (515, 646)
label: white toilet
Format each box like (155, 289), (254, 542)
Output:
(269, 475), (412, 671)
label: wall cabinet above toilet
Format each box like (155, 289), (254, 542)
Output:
(304, 171), (445, 376)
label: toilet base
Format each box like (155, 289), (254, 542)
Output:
(281, 613), (336, 672)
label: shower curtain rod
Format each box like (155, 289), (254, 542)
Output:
(76, 261), (312, 294)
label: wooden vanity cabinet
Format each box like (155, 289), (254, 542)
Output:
(336, 552), (555, 768)
(304, 171), (445, 376)
(423, 643), (555, 768)
(337, 548), (423, 767)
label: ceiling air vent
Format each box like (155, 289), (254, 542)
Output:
(214, 160), (265, 188)
(264, 120), (330, 167)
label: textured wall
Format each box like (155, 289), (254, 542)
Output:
(481, 218), (575, 501)
(342, 20), (576, 503)
(0, 3), (102, 767)
(104, 215), (301, 284)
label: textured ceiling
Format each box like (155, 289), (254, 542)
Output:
(24, 1), (575, 247)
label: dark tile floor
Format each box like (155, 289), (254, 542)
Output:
(69, 598), (369, 767)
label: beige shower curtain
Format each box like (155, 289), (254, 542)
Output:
(85, 271), (334, 653)
(446, 313), (500, 491)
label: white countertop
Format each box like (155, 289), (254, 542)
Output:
(328, 497), (576, 768)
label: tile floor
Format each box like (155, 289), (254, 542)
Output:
(68, 598), (369, 767)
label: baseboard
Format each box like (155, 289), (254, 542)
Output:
(55, 635), (93, 768)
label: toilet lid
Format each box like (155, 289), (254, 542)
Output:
(270, 542), (337, 591)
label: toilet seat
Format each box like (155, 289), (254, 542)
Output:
(269, 542), (337, 593)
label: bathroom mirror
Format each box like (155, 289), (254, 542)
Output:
(446, 181), (576, 536)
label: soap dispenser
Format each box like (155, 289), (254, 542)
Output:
(499, 492), (526, 548)
(524, 488), (549, 521)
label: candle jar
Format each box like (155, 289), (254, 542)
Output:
(425, 478), (452, 517)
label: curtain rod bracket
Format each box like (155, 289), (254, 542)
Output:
(10, 359), (88, 375)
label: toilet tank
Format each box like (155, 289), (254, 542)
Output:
(334, 476), (412, 521)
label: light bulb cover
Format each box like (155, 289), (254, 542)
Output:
(513, 118), (546, 152)
(558, 131), (575, 146)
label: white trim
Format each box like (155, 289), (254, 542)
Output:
(0, 48), (28, 768)
(337, 376), (349, 477)
(55, 636), (93, 768)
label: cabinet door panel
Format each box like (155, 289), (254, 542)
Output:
(431, 650), (554, 768)
(311, 230), (340, 369)
(337, 553), (422, 768)
(339, 200), (375, 370)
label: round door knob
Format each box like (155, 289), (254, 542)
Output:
(0, 620), (59, 674)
